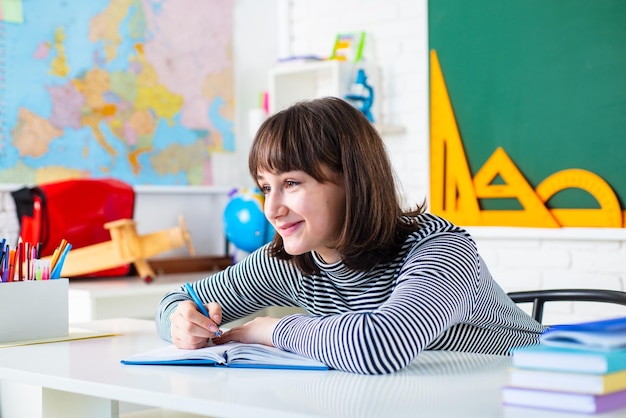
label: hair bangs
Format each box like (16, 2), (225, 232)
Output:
(249, 104), (332, 182)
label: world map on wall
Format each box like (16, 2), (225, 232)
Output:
(0, 0), (234, 186)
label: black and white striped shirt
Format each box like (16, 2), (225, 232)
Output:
(156, 213), (544, 374)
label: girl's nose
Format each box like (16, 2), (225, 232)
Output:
(264, 192), (285, 220)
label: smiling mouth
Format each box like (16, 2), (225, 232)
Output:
(278, 221), (302, 236)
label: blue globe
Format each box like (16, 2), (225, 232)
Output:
(223, 188), (274, 253)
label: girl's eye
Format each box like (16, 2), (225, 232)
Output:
(260, 185), (271, 194)
(285, 180), (299, 188)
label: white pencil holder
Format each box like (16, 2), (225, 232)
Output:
(0, 279), (68, 344)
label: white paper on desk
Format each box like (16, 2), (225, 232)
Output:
(0, 328), (118, 348)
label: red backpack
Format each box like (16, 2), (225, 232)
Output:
(11, 178), (135, 277)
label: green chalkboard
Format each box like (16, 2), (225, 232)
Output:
(428, 0), (626, 210)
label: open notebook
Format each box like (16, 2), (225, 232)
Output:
(121, 342), (329, 370)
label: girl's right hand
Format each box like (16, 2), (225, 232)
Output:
(169, 300), (223, 349)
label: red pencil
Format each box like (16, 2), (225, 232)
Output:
(17, 240), (24, 281)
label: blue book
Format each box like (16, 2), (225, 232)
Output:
(121, 342), (329, 371)
(539, 316), (626, 350)
(511, 344), (626, 374)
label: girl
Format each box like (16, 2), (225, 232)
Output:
(156, 97), (543, 375)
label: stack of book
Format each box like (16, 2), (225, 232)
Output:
(502, 316), (626, 414)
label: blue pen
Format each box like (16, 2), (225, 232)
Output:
(184, 282), (221, 337)
(1, 251), (8, 282)
(51, 243), (72, 279)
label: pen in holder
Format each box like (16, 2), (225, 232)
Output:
(0, 239), (71, 343)
(32, 259), (51, 281)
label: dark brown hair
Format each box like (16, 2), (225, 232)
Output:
(249, 97), (424, 274)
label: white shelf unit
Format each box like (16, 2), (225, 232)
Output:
(268, 60), (403, 135)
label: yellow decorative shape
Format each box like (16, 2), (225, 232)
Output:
(536, 169), (622, 227)
(429, 48), (624, 228)
(429, 50), (481, 224)
(473, 147), (559, 227)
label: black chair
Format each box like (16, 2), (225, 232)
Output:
(507, 289), (626, 324)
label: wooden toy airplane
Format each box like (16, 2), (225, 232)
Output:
(42, 216), (195, 282)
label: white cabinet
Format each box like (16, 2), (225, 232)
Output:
(268, 60), (380, 122)
(268, 60), (403, 134)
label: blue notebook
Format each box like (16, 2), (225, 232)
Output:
(539, 316), (626, 350)
(511, 344), (626, 374)
(121, 342), (329, 370)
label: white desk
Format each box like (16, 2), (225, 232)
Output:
(68, 272), (208, 323)
(1, 319), (625, 418)
(0, 319), (598, 418)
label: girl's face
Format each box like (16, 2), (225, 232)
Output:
(257, 167), (346, 264)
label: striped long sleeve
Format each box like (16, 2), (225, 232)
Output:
(155, 213), (544, 374)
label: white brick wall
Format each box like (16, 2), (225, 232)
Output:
(286, 0), (430, 208)
(468, 228), (626, 323)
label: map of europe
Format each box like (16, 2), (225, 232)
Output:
(0, 0), (234, 186)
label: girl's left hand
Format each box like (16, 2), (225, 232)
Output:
(213, 316), (279, 347)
